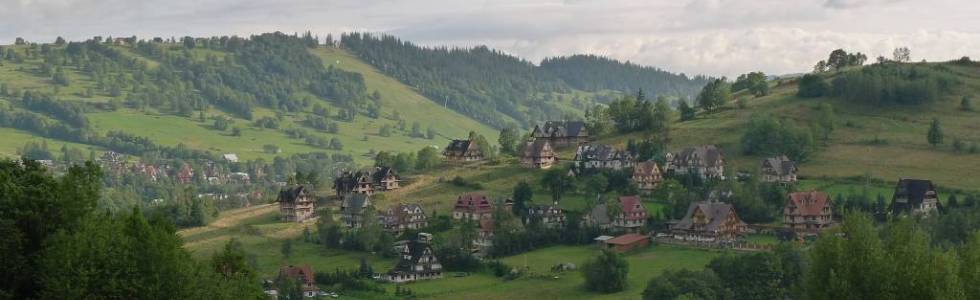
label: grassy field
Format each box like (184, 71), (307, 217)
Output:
(178, 204), (396, 278)
(406, 245), (721, 300)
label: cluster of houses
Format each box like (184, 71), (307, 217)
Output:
(270, 119), (946, 291)
(95, 151), (256, 185)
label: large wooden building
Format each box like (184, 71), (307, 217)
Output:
(572, 144), (635, 173)
(670, 201), (746, 242)
(340, 193), (372, 228)
(278, 265), (319, 298)
(583, 196), (648, 232)
(761, 155), (798, 183)
(890, 178), (941, 215)
(520, 140), (556, 169)
(386, 233), (443, 283)
(380, 203), (428, 235)
(452, 192), (494, 221)
(783, 191), (833, 235)
(530, 121), (590, 147)
(443, 138), (484, 162)
(632, 161), (664, 192)
(278, 186), (316, 223)
(667, 145), (725, 180)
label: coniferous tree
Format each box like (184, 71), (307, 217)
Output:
(928, 118), (944, 147)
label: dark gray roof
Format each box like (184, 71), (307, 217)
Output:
(574, 144), (632, 162)
(522, 140), (554, 158)
(534, 121), (588, 138)
(587, 203), (610, 225)
(341, 193), (371, 215)
(673, 201), (743, 232)
(762, 155), (796, 176)
(890, 179), (939, 214)
(673, 145), (724, 168)
(278, 186), (308, 204)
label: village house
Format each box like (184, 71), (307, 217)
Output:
(520, 140), (556, 169)
(525, 202), (566, 228)
(783, 191), (834, 236)
(890, 178), (941, 215)
(530, 121), (590, 147)
(572, 144), (635, 173)
(667, 145), (726, 180)
(372, 166), (401, 191)
(582, 196), (648, 232)
(386, 233), (443, 283)
(632, 161), (664, 192)
(442, 138), (484, 162)
(670, 201), (746, 242)
(176, 164), (194, 184)
(761, 155), (798, 183)
(380, 203), (428, 235)
(229, 172), (251, 185)
(333, 169), (375, 197)
(602, 233), (651, 253)
(474, 218), (494, 249)
(278, 186), (316, 223)
(341, 193), (372, 228)
(278, 265), (319, 298)
(452, 192), (494, 221)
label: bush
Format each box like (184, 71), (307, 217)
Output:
(581, 250), (629, 293)
(797, 74), (829, 98)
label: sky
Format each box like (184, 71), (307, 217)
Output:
(2, 0), (980, 77)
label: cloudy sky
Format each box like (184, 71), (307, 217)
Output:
(3, 0), (979, 77)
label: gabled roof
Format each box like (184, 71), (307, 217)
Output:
(673, 201), (744, 232)
(762, 155), (796, 176)
(279, 265), (316, 291)
(633, 161), (662, 177)
(373, 166), (398, 182)
(605, 233), (649, 245)
(444, 138), (479, 155)
(574, 144), (632, 162)
(587, 203), (611, 225)
(890, 178), (940, 213)
(278, 185), (310, 204)
(390, 238), (439, 273)
(522, 140), (554, 158)
(533, 121), (588, 138)
(785, 191), (830, 217)
(673, 145), (724, 168)
(454, 192), (493, 213)
(342, 193), (371, 214)
(619, 196), (646, 215)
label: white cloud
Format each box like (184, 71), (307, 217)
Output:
(1, 0), (979, 77)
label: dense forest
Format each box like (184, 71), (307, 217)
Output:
(340, 33), (706, 128)
(540, 55), (709, 97)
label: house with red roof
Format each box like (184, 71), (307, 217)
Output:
(176, 164), (194, 184)
(582, 195), (648, 232)
(603, 233), (650, 253)
(278, 265), (319, 298)
(452, 192), (493, 221)
(783, 191), (833, 235)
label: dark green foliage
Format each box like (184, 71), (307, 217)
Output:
(708, 253), (785, 300)
(0, 160), (260, 299)
(17, 140), (53, 160)
(679, 100), (696, 121)
(540, 168), (573, 204)
(732, 72), (769, 97)
(497, 125), (519, 155)
(643, 269), (729, 300)
(696, 78), (731, 112)
(962, 96), (974, 111)
(21, 91), (87, 127)
(797, 74), (830, 98)
(831, 64), (957, 105)
(539, 54), (708, 97)
(806, 214), (967, 300)
(582, 250), (629, 293)
(740, 115), (816, 161)
(820, 49), (867, 71)
(928, 118), (943, 147)
(512, 181), (533, 218)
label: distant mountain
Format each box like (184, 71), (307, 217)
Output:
(340, 33), (708, 128)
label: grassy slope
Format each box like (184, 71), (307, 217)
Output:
(0, 45), (497, 164)
(597, 64), (980, 192)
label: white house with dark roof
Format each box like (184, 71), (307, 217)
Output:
(667, 145), (725, 180)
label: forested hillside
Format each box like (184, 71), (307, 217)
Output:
(340, 33), (707, 128)
(540, 55), (709, 97)
(0, 32), (497, 163)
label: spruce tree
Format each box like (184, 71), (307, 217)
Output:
(927, 118), (943, 147)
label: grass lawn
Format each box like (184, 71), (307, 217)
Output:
(405, 244), (722, 300)
(0, 127), (104, 158)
